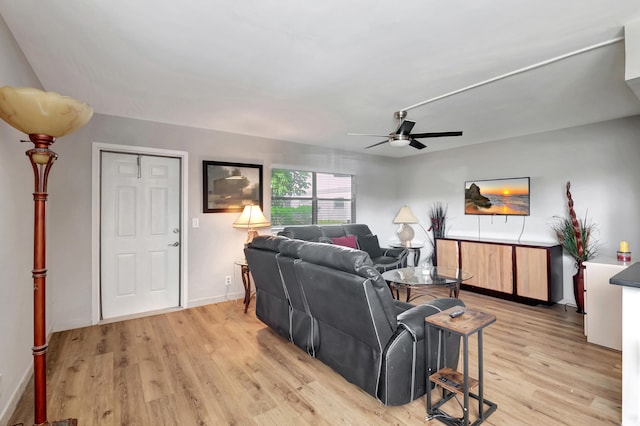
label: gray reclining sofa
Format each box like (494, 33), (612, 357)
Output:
(245, 234), (464, 406)
(277, 224), (409, 272)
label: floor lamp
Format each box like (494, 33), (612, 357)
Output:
(0, 87), (93, 426)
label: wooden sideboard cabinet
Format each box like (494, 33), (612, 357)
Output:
(435, 237), (563, 304)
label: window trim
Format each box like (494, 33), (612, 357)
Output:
(270, 168), (356, 227)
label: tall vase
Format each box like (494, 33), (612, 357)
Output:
(573, 263), (586, 314)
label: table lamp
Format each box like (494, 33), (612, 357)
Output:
(393, 205), (418, 247)
(233, 205), (271, 244)
(0, 86), (93, 426)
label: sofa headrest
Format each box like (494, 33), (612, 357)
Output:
(341, 224), (373, 237)
(248, 235), (287, 252)
(278, 238), (307, 258)
(278, 226), (324, 242)
(298, 241), (373, 275)
(319, 225), (347, 239)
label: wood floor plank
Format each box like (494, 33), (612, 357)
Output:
(113, 362), (150, 426)
(8, 290), (622, 425)
(85, 352), (115, 425)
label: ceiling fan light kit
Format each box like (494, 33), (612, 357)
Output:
(349, 109), (463, 150)
(389, 134), (410, 147)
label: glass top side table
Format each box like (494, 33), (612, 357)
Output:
(382, 266), (472, 302)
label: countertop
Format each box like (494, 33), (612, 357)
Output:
(609, 261), (640, 288)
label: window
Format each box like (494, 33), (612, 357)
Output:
(271, 169), (355, 226)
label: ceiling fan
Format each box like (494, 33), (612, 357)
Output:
(348, 111), (463, 150)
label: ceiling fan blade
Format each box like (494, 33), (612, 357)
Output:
(409, 138), (427, 150)
(365, 140), (388, 149)
(347, 132), (389, 137)
(411, 131), (463, 138)
(395, 120), (415, 135)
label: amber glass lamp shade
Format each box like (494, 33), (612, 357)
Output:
(0, 86), (93, 138)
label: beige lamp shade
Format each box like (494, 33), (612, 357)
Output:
(0, 86), (93, 137)
(393, 205), (418, 224)
(234, 205), (271, 244)
(233, 205), (271, 228)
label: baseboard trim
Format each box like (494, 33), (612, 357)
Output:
(0, 362), (33, 426)
(99, 306), (184, 325)
(188, 292), (244, 308)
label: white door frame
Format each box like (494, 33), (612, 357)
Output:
(91, 142), (189, 324)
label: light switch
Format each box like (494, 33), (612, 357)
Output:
(192, 218), (199, 228)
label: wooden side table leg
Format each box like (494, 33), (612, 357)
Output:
(387, 280), (400, 300)
(241, 265), (252, 313)
(463, 334), (470, 426)
(454, 282), (460, 298)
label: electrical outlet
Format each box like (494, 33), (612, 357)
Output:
(225, 275), (231, 286)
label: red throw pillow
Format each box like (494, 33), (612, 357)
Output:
(331, 235), (358, 249)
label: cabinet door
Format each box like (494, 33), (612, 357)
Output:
(461, 242), (513, 293)
(583, 262), (623, 350)
(436, 239), (459, 268)
(515, 247), (548, 301)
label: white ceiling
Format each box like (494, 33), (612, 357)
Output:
(2, 1), (640, 157)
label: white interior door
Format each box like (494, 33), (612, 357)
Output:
(100, 152), (181, 319)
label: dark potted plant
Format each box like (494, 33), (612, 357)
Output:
(427, 202), (447, 265)
(551, 181), (598, 313)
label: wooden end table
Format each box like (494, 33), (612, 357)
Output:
(391, 243), (424, 266)
(425, 307), (498, 425)
(234, 260), (252, 313)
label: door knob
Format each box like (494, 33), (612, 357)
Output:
(168, 241), (180, 247)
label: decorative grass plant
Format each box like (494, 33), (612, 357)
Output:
(550, 181), (598, 313)
(427, 202), (448, 264)
(429, 202), (448, 240)
(550, 182), (598, 269)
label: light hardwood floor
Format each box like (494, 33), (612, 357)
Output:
(9, 289), (621, 425)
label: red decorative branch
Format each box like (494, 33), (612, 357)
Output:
(566, 181), (584, 260)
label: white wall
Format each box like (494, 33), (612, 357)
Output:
(0, 15), (47, 424)
(395, 116), (640, 304)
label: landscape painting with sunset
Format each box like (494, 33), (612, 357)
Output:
(465, 177), (530, 215)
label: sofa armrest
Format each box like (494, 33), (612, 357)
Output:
(373, 249), (409, 272)
(393, 299), (414, 316)
(382, 247), (408, 259)
(383, 247), (409, 269)
(397, 298), (465, 340)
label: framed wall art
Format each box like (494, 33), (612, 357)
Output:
(202, 161), (263, 213)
